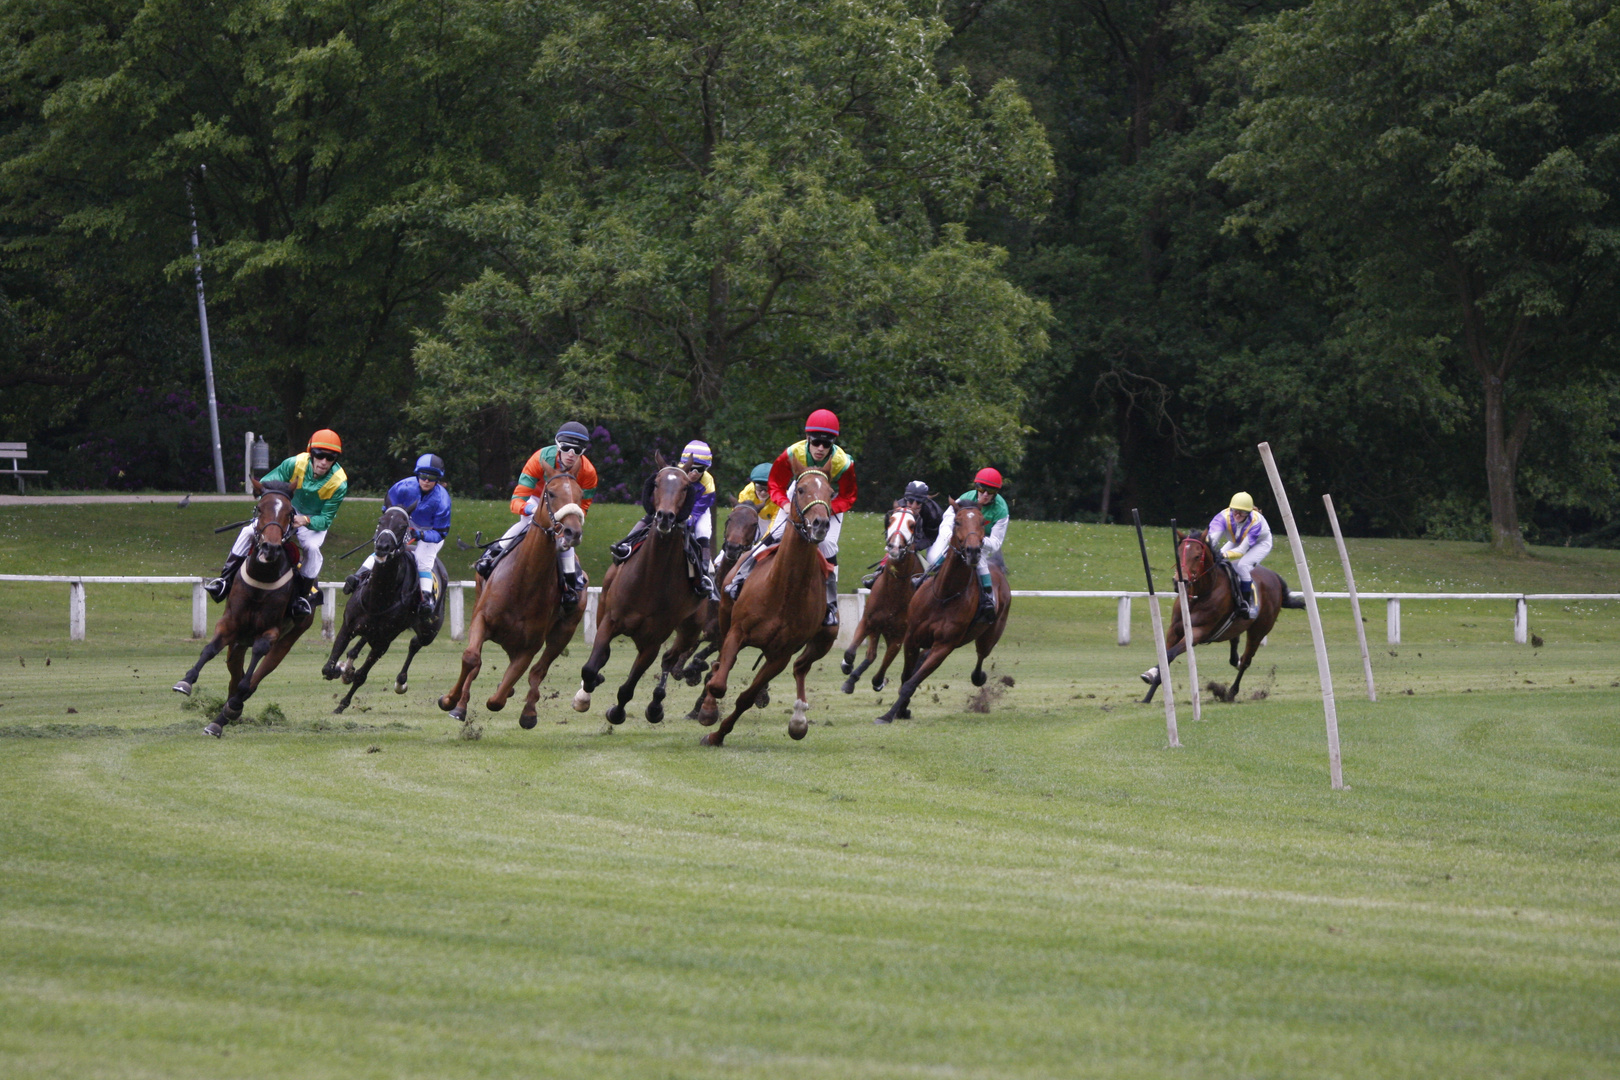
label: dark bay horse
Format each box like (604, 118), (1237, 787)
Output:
(841, 502), (921, 694)
(1140, 530), (1305, 704)
(877, 501), (1010, 724)
(173, 481), (314, 736)
(672, 501), (760, 703)
(439, 468), (586, 727)
(573, 463), (700, 725)
(323, 505), (447, 713)
(696, 469), (838, 745)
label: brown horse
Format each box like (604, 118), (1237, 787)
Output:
(876, 501), (1010, 724)
(696, 469), (838, 745)
(1140, 530), (1304, 704)
(841, 502), (922, 694)
(671, 500), (760, 701)
(572, 463), (700, 725)
(438, 468), (586, 727)
(173, 481), (314, 736)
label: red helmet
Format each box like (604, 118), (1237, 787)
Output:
(974, 467), (1003, 490)
(307, 429), (343, 455)
(804, 409), (840, 437)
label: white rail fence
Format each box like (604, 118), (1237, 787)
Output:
(5, 575), (1615, 647)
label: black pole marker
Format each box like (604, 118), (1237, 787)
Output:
(212, 518), (253, 534)
(1170, 517), (1180, 586)
(1132, 508), (1155, 596)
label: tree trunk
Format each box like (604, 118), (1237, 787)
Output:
(1480, 373), (1530, 556)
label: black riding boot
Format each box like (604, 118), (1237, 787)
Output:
(474, 536), (508, 579)
(1239, 580), (1258, 620)
(560, 560), (583, 611)
(824, 575), (840, 626)
(288, 574), (317, 619)
(205, 552), (245, 602)
(342, 566), (371, 595)
(974, 589), (997, 624)
(610, 517), (652, 563)
(690, 537), (718, 600)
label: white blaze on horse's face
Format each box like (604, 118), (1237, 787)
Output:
(886, 507), (916, 560)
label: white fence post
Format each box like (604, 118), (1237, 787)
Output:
(320, 585), (338, 641)
(191, 583), (208, 638)
(1515, 597), (1528, 644)
(449, 584), (466, 641)
(1387, 598), (1401, 645)
(1117, 595), (1132, 646)
(1323, 494), (1376, 702)
(1176, 580), (1201, 721)
(68, 580), (86, 641)
(583, 586), (600, 644)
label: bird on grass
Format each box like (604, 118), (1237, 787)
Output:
(176, 494), (191, 509)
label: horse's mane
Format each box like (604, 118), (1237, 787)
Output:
(261, 480), (294, 497)
(953, 498), (980, 512)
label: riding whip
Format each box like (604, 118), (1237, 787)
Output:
(213, 518), (252, 533)
(335, 537), (373, 561)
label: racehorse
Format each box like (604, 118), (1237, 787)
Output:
(573, 461), (701, 725)
(438, 467), (586, 727)
(173, 480), (314, 736)
(322, 505), (448, 714)
(841, 502), (922, 694)
(1141, 529), (1304, 704)
(672, 500), (760, 697)
(876, 500), (1010, 724)
(695, 468), (838, 745)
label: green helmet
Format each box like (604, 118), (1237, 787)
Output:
(749, 463), (772, 485)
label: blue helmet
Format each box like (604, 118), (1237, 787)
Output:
(414, 453), (445, 479)
(555, 421), (591, 451)
(749, 462), (772, 485)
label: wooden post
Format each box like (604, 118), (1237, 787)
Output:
(449, 584), (466, 641)
(320, 585), (338, 641)
(1176, 580), (1202, 721)
(1322, 494), (1376, 702)
(1387, 598), (1401, 645)
(1116, 595), (1132, 646)
(1514, 598), (1528, 644)
(191, 583), (208, 639)
(1258, 443), (1343, 789)
(69, 580), (86, 641)
(1131, 509), (1179, 749)
(583, 586), (600, 644)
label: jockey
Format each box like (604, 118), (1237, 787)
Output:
(1207, 491), (1273, 619)
(608, 439), (719, 599)
(861, 480), (943, 588)
(734, 462), (779, 540)
(207, 429), (348, 619)
(474, 421), (597, 609)
(344, 454), (452, 615)
(725, 409), (857, 626)
(922, 467), (1008, 623)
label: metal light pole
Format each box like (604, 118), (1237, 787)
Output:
(188, 167), (227, 494)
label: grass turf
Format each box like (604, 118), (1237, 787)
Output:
(1, 501), (1618, 1078)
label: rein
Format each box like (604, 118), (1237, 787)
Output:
(789, 469), (833, 542)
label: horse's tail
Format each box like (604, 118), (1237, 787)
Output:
(1276, 575), (1306, 610)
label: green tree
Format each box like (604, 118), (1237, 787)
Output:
(408, 0), (1054, 479)
(1216, 0), (1620, 553)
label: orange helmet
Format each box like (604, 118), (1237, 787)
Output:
(307, 429), (343, 455)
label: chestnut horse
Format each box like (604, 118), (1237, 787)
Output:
(323, 505), (447, 714)
(695, 469), (838, 745)
(841, 502), (921, 694)
(876, 501), (1010, 724)
(573, 463), (700, 726)
(1140, 529), (1303, 704)
(672, 501), (760, 705)
(173, 481), (314, 736)
(438, 468), (586, 727)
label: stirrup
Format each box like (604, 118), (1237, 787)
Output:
(289, 594), (313, 618)
(204, 576), (230, 602)
(974, 596), (996, 624)
(343, 569), (369, 595)
(823, 602), (839, 627)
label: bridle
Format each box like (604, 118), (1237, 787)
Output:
(788, 469), (833, 542)
(1178, 534), (1215, 599)
(538, 476), (584, 544)
(252, 492), (294, 552)
(373, 506), (410, 563)
(723, 502), (758, 563)
(885, 504), (918, 571)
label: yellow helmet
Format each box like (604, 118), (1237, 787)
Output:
(1229, 491), (1256, 513)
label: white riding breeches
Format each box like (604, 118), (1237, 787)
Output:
(500, 499), (579, 574)
(926, 507), (1007, 574)
(232, 523), (327, 578)
(361, 539), (443, 592)
(1225, 536), (1273, 582)
(692, 509), (713, 542)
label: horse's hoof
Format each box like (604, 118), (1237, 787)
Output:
(788, 719), (808, 740)
(172, 681), (192, 696)
(485, 697), (505, 712)
(896, 708), (911, 720)
(1140, 666), (1160, 686)
(202, 721), (224, 738)
(519, 712), (537, 730)
(606, 703), (626, 726)
(449, 707), (466, 722)
(321, 665), (338, 681)
(437, 695), (455, 712)
(757, 689), (770, 709)
(874, 715), (893, 725)
(971, 670), (987, 687)
(333, 704), (347, 715)
(394, 681), (407, 695)
(683, 669), (703, 687)
(645, 701), (664, 724)
(841, 679), (855, 695)
(699, 731), (723, 747)
(340, 669), (355, 685)
(872, 675), (887, 692)
(697, 701), (720, 727)
(840, 655), (854, 675)
(572, 687), (592, 712)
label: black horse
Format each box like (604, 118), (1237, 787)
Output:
(322, 506), (448, 713)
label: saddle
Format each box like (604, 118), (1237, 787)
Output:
(283, 538), (302, 568)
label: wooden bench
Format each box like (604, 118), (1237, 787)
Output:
(0, 442), (48, 493)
